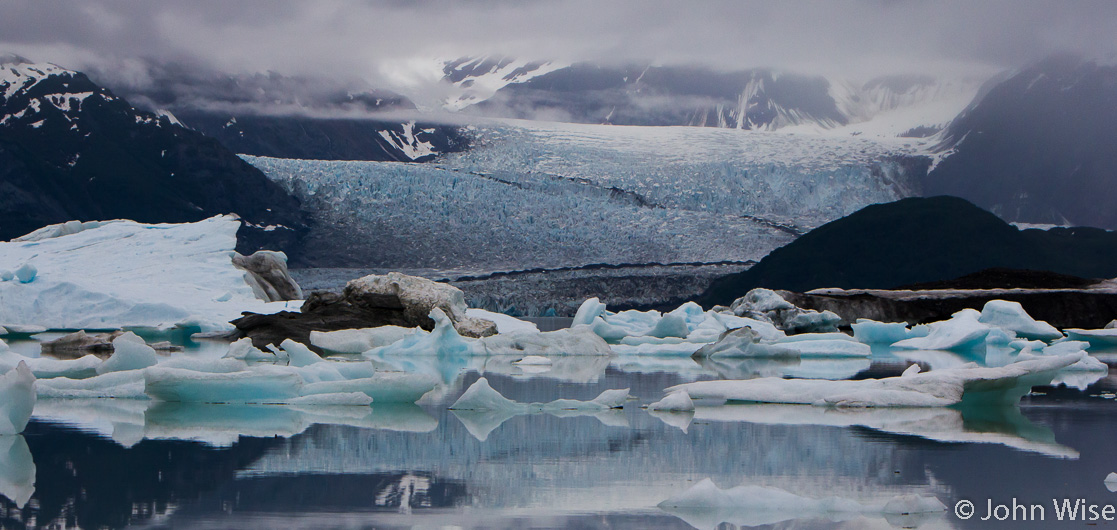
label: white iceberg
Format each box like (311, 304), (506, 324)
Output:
(449, 377), (628, 412)
(647, 391), (695, 412)
(0, 362), (35, 434)
(893, 309), (993, 351)
(851, 319), (928, 344)
(770, 339), (871, 357)
(363, 308), (481, 357)
(658, 478), (945, 529)
(479, 327), (612, 356)
(0, 215), (289, 333)
(978, 300), (1063, 341)
(0, 350), (101, 379)
(1065, 327), (1117, 347)
(95, 333), (160, 374)
(667, 353), (1083, 407)
(465, 308), (538, 334)
(311, 326), (421, 354)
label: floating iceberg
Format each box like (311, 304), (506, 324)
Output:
(448, 377), (629, 440)
(658, 478), (945, 529)
(978, 300), (1063, 341)
(479, 328), (612, 356)
(466, 308), (538, 334)
(0, 215), (290, 332)
(647, 391), (695, 412)
(363, 308), (481, 357)
(893, 309), (993, 351)
(449, 377), (628, 412)
(310, 326), (421, 354)
(851, 319), (929, 344)
(0, 362), (35, 434)
(1064, 327), (1117, 347)
(667, 353), (1083, 407)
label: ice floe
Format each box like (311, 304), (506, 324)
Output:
(0, 215), (293, 333)
(667, 353), (1083, 407)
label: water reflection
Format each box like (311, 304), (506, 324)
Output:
(0, 435), (35, 507)
(1, 345), (1111, 528)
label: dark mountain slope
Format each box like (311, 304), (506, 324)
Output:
(699, 196), (1117, 306)
(0, 56), (305, 254)
(927, 55), (1117, 229)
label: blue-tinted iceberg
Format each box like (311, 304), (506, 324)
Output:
(978, 300), (1063, 341)
(667, 353), (1083, 407)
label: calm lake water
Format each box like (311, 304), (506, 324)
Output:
(1, 344), (1115, 529)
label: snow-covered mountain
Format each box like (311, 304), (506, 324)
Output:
(446, 61), (981, 138)
(0, 54), (305, 251)
(77, 60), (468, 162)
(927, 55), (1117, 229)
(441, 56), (566, 111)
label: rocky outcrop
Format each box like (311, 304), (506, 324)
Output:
(40, 330), (180, 357)
(233, 251), (303, 302)
(346, 273), (497, 338)
(781, 288), (1117, 330)
(230, 272), (497, 351)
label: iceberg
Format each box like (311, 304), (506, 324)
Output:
(449, 377), (628, 412)
(95, 333), (160, 374)
(1065, 327), (1117, 347)
(479, 328), (612, 356)
(658, 478), (945, 529)
(311, 326), (421, 354)
(978, 300), (1063, 341)
(0, 362), (35, 434)
(647, 391), (695, 412)
(769, 339), (871, 357)
(0, 216), (290, 333)
(893, 309), (993, 351)
(466, 308), (538, 333)
(144, 366), (304, 404)
(692, 328), (798, 358)
(666, 353), (1083, 407)
(851, 319), (929, 344)
(363, 308), (481, 357)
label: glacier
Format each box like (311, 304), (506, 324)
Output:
(244, 118), (929, 269)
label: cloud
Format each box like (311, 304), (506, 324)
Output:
(2, 0), (1115, 96)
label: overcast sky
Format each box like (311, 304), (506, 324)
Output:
(3, 0), (1116, 93)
